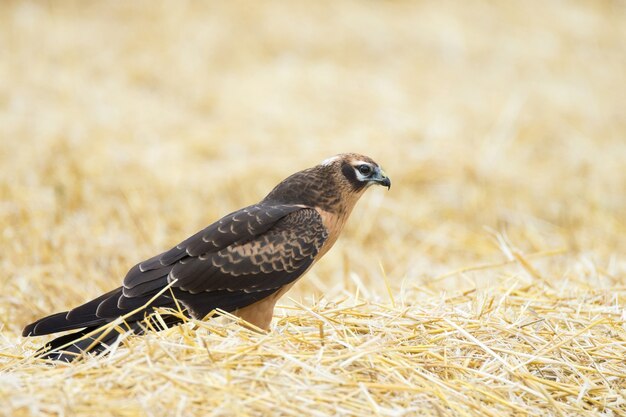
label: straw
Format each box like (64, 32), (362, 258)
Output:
(1, 1), (625, 416)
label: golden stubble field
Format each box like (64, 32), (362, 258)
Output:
(0, 1), (624, 416)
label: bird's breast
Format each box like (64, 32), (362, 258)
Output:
(315, 207), (351, 259)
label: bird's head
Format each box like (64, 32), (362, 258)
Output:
(264, 153), (390, 212)
(321, 153), (391, 192)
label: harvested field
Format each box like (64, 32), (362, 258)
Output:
(0, 1), (625, 416)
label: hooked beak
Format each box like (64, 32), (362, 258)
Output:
(372, 168), (391, 190)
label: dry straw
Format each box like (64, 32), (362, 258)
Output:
(1, 1), (625, 416)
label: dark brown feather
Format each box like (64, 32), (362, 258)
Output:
(124, 203), (304, 289)
(170, 208), (327, 295)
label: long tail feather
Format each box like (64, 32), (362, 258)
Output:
(36, 313), (185, 362)
(38, 323), (139, 362)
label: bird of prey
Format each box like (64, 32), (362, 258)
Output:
(23, 153), (390, 362)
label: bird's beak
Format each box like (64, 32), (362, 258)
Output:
(372, 168), (391, 190)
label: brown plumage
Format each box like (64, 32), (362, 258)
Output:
(23, 153), (390, 361)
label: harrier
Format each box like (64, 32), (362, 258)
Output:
(23, 153), (390, 361)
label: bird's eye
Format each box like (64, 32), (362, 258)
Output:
(357, 164), (372, 176)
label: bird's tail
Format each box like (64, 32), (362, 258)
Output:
(34, 313), (184, 362)
(23, 285), (185, 362)
(37, 322), (139, 362)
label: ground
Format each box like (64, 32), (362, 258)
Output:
(0, 1), (625, 416)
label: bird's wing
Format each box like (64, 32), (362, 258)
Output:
(122, 203), (305, 294)
(133, 203), (306, 273)
(108, 205), (328, 318)
(169, 207), (328, 294)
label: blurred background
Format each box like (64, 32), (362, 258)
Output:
(0, 0), (624, 333)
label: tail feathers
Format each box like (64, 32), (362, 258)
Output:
(35, 314), (185, 362)
(22, 312), (108, 337)
(24, 285), (187, 362)
(37, 323), (140, 362)
(22, 287), (160, 337)
(22, 287), (124, 337)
